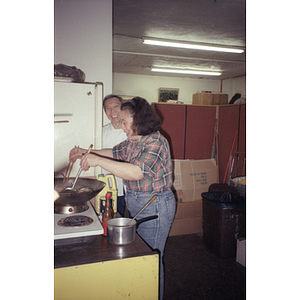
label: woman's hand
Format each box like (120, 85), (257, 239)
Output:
(80, 153), (100, 171)
(69, 146), (85, 163)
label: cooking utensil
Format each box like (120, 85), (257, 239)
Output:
(63, 145), (80, 183)
(63, 161), (71, 184)
(106, 215), (158, 245)
(65, 165), (83, 192)
(54, 177), (106, 207)
(62, 144), (93, 193)
(63, 153), (75, 183)
(125, 194), (157, 226)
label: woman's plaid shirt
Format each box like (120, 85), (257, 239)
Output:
(112, 132), (173, 193)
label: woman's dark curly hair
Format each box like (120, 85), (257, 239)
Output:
(121, 96), (162, 136)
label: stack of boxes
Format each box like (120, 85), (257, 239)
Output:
(169, 159), (218, 236)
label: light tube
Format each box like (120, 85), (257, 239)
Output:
(143, 39), (244, 54)
(151, 68), (221, 76)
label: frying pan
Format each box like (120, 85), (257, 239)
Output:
(54, 178), (106, 206)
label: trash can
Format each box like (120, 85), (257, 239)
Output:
(201, 191), (246, 258)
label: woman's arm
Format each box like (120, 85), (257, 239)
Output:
(69, 147), (114, 163)
(91, 149), (114, 158)
(80, 153), (143, 181)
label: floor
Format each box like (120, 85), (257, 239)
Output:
(163, 233), (246, 300)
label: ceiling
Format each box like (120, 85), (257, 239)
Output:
(113, 0), (246, 80)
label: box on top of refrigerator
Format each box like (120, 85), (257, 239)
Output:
(172, 159), (218, 202)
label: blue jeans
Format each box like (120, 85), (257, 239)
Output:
(117, 195), (126, 217)
(126, 189), (176, 300)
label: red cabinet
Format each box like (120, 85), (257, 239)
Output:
(185, 106), (216, 160)
(154, 103), (186, 159)
(153, 103), (246, 182)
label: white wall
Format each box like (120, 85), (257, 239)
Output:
(222, 75), (246, 102)
(54, 0), (112, 95)
(113, 73), (222, 104)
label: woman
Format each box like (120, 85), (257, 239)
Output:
(69, 96), (176, 300)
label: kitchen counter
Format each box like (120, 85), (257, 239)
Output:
(54, 227), (159, 300)
(54, 232), (157, 268)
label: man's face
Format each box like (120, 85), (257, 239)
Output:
(104, 97), (122, 125)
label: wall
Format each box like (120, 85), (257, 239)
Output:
(222, 75), (246, 102)
(113, 73), (221, 104)
(113, 73), (246, 105)
(54, 0), (112, 95)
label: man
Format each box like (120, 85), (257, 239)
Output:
(102, 94), (127, 216)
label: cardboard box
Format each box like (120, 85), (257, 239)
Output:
(213, 93), (228, 105)
(174, 200), (203, 219)
(236, 238), (246, 267)
(172, 159), (218, 202)
(169, 217), (202, 236)
(220, 93), (228, 104)
(169, 200), (203, 236)
(192, 93), (214, 105)
(192, 92), (228, 105)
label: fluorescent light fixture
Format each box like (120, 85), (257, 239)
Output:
(143, 39), (244, 54)
(151, 68), (221, 76)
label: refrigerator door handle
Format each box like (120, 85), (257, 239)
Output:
(54, 120), (69, 124)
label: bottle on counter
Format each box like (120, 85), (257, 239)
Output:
(103, 192), (113, 221)
(95, 174), (118, 214)
(100, 196), (106, 214)
(102, 192), (113, 236)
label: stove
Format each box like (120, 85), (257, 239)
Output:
(54, 201), (104, 247)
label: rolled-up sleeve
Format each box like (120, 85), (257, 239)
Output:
(112, 140), (127, 160)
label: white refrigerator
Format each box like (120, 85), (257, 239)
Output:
(54, 81), (103, 178)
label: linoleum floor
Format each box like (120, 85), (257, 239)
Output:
(163, 233), (246, 300)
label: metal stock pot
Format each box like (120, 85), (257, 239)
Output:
(106, 215), (158, 245)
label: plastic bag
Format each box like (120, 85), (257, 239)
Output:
(54, 64), (85, 82)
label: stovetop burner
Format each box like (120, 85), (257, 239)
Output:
(57, 215), (94, 228)
(54, 201), (104, 245)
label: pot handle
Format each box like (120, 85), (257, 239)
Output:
(136, 215), (158, 229)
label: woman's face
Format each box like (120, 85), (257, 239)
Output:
(121, 109), (140, 141)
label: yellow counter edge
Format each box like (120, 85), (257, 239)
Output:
(54, 254), (159, 300)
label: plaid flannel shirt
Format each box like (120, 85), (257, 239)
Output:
(112, 132), (173, 193)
